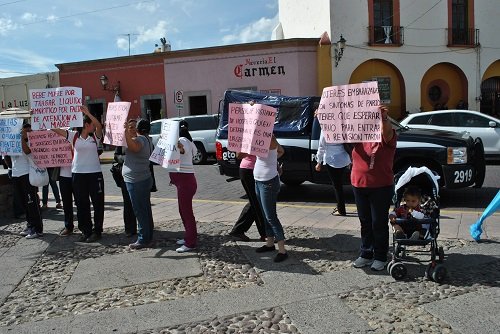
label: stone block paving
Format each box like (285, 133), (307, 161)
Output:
(1, 209), (500, 334)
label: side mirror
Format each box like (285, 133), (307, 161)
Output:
(489, 121), (497, 128)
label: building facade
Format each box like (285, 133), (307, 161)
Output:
(275, 0), (500, 119)
(1, 73), (59, 110)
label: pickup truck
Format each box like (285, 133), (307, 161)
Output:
(215, 90), (486, 189)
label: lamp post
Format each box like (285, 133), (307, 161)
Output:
(334, 35), (346, 67)
(99, 74), (120, 98)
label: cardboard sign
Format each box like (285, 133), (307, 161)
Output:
(0, 118), (23, 155)
(27, 130), (73, 167)
(30, 87), (83, 130)
(317, 81), (382, 143)
(149, 119), (181, 170)
(227, 103), (276, 157)
(103, 102), (131, 146)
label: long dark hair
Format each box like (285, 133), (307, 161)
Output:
(179, 127), (193, 142)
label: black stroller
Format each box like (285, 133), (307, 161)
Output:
(387, 167), (447, 283)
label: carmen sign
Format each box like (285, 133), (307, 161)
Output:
(234, 56), (286, 79)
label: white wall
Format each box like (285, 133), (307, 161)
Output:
(1, 72), (59, 110)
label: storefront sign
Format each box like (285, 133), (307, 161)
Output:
(234, 56), (286, 79)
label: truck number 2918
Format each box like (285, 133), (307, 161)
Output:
(454, 169), (473, 183)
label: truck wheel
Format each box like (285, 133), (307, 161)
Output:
(193, 142), (207, 165)
(473, 138), (485, 188)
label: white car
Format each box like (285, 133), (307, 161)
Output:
(150, 114), (218, 164)
(400, 110), (500, 162)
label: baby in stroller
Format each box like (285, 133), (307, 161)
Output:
(389, 186), (427, 240)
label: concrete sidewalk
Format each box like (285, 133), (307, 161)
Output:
(0, 195), (499, 334)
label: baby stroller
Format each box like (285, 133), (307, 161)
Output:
(387, 166), (447, 283)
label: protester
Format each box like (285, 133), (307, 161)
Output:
(51, 106), (104, 242)
(123, 119), (155, 249)
(351, 106), (396, 271)
(41, 169), (62, 209)
(114, 145), (137, 237)
(5, 123), (43, 238)
(229, 153), (266, 242)
(58, 165), (75, 235)
(315, 131), (351, 216)
(254, 135), (288, 262)
(170, 120), (198, 253)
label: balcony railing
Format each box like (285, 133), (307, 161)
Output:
(368, 26), (404, 46)
(447, 28), (479, 47)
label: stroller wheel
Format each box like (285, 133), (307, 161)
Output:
(390, 262), (407, 280)
(387, 260), (396, 275)
(432, 264), (447, 283)
(438, 246), (445, 263)
(425, 263), (434, 281)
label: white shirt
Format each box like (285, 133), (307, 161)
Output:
(316, 132), (351, 168)
(254, 148), (278, 182)
(177, 137), (197, 173)
(11, 153), (30, 177)
(59, 165), (72, 178)
(67, 131), (102, 174)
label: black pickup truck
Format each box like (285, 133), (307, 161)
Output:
(215, 90), (486, 189)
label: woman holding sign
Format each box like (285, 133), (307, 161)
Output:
(52, 106), (104, 243)
(170, 120), (198, 253)
(351, 106), (396, 271)
(254, 135), (288, 262)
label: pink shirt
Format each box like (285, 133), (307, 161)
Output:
(239, 155), (256, 169)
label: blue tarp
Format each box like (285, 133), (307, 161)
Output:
(470, 190), (500, 241)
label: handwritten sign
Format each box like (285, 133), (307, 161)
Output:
(149, 119), (180, 170)
(0, 118), (23, 155)
(29, 87), (83, 130)
(103, 102), (131, 146)
(28, 130), (72, 167)
(227, 103), (276, 157)
(317, 81), (382, 143)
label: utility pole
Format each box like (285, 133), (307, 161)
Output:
(120, 33), (139, 56)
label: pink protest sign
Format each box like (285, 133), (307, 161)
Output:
(28, 130), (72, 167)
(29, 87), (83, 130)
(227, 103), (276, 157)
(317, 81), (382, 143)
(103, 102), (131, 146)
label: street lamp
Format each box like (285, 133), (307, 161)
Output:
(334, 35), (346, 67)
(99, 74), (120, 97)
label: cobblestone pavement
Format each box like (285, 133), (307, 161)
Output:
(1, 218), (499, 334)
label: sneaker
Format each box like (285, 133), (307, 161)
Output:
(409, 231), (420, 240)
(176, 239), (185, 245)
(255, 245), (276, 253)
(370, 260), (386, 271)
(176, 245), (194, 253)
(41, 204), (48, 210)
(129, 241), (154, 250)
(55, 203), (63, 209)
(352, 257), (374, 268)
(60, 228), (73, 236)
(19, 227), (31, 236)
(78, 234), (90, 242)
(85, 233), (101, 243)
(274, 252), (288, 262)
(25, 232), (43, 239)
(229, 232), (250, 242)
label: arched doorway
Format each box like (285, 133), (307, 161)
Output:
(349, 59), (406, 120)
(420, 63), (467, 111)
(481, 60), (500, 117)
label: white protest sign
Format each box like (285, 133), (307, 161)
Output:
(227, 103), (276, 157)
(149, 119), (180, 170)
(317, 81), (382, 143)
(29, 87), (83, 130)
(0, 118), (23, 155)
(103, 102), (131, 146)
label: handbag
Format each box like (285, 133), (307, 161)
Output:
(110, 162), (123, 187)
(28, 156), (49, 187)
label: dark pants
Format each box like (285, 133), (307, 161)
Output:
(325, 165), (347, 214)
(14, 174), (43, 233)
(121, 181), (137, 235)
(42, 169), (61, 205)
(59, 176), (74, 230)
(230, 168), (266, 237)
(72, 172), (105, 237)
(353, 185), (393, 262)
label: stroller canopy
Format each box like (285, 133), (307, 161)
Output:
(394, 166), (440, 198)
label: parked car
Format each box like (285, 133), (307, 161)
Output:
(150, 114), (218, 164)
(400, 110), (500, 162)
(216, 90), (486, 189)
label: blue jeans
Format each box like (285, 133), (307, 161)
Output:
(352, 185), (393, 262)
(125, 177), (154, 244)
(255, 176), (285, 241)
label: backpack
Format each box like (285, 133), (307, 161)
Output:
(72, 132), (104, 156)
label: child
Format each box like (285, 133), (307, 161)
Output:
(389, 186), (426, 240)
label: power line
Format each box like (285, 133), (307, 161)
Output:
(0, 0), (26, 6)
(406, 0), (443, 28)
